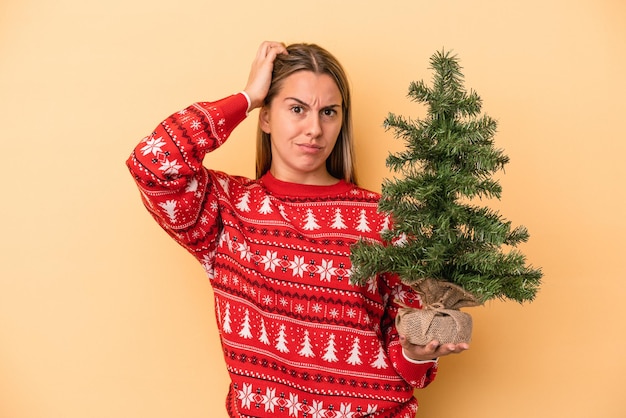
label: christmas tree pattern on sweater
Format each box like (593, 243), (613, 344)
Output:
(127, 94), (437, 417)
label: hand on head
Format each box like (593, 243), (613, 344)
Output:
(244, 41), (288, 111)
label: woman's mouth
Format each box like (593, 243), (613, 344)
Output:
(298, 143), (323, 153)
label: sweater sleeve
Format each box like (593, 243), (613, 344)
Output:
(125, 93), (248, 256)
(380, 274), (439, 388)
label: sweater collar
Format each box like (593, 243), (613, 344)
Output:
(259, 171), (353, 198)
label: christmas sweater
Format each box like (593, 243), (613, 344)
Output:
(126, 93), (438, 418)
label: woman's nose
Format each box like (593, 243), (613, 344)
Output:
(306, 114), (322, 137)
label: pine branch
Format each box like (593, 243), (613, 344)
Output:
(350, 49), (542, 304)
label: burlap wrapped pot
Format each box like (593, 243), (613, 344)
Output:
(396, 278), (481, 346)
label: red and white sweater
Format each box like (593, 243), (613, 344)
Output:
(126, 93), (438, 418)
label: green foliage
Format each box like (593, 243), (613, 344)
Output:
(350, 50), (542, 304)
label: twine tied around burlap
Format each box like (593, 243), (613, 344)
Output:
(396, 278), (481, 346)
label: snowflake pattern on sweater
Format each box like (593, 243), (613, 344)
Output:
(127, 93), (437, 417)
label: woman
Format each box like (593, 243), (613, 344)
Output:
(127, 41), (467, 418)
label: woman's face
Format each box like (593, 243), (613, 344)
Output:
(260, 70), (343, 185)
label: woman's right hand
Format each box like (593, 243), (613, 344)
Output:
(243, 41), (288, 111)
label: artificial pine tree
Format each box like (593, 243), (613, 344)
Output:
(350, 50), (542, 344)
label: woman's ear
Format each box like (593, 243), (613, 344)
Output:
(259, 107), (271, 134)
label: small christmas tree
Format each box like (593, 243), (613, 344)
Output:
(350, 50), (542, 343)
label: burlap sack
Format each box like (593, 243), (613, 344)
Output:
(396, 278), (480, 345)
(396, 306), (473, 345)
(411, 278), (480, 310)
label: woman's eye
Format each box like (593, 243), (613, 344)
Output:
(322, 108), (337, 117)
(291, 106), (303, 114)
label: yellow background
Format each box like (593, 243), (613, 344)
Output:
(1, 0), (625, 417)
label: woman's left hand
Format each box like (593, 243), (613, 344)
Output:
(400, 336), (469, 361)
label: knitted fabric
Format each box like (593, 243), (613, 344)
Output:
(127, 93), (438, 417)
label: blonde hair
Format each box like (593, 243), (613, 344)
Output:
(255, 43), (357, 184)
